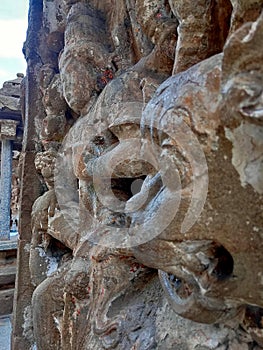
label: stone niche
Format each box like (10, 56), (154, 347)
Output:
(12, 1), (263, 350)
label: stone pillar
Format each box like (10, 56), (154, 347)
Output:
(12, 1), (43, 348)
(0, 139), (12, 240)
(0, 119), (19, 240)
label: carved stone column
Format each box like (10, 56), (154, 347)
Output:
(0, 120), (19, 240)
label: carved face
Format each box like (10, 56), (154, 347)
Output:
(55, 71), (161, 248)
(131, 49), (263, 323)
(64, 58), (240, 325)
(74, 120), (156, 248)
(56, 35), (263, 325)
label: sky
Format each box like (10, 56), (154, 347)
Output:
(0, 1), (28, 88)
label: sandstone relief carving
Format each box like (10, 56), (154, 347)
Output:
(12, 1), (263, 349)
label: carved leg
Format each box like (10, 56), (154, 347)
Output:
(87, 251), (141, 349)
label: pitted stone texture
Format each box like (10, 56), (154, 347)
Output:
(230, 0), (263, 33)
(59, 2), (112, 114)
(221, 13), (263, 193)
(225, 123), (263, 193)
(0, 120), (19, 140)
(0, 75), (23, 112)
(12, 1), (263, 349)
(135, 47), (263, 325)
(169, 0), (232, 73)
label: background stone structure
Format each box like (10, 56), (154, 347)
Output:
(0, 75), (23, 318)
(12, 1), (263, 349)
(0, 75), (23, 239)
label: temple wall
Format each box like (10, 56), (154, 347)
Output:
(12, 1), (263, 349)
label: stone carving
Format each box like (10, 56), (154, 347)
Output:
(134, 10), (263, 339)
(59, 2), (113, 114)
(168, 0), (232, 73)
(221, 13), (263, 194)
(230, 0), (263, 32)
(13, 1), (263, 349)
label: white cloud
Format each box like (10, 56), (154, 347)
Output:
(0, 19), (27, 58)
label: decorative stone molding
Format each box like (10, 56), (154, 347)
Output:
(0, 119), (19, 140)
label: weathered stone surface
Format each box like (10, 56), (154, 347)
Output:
(0, 75), (23, 112)
(230, 0), (263, 33)
(0, 289), (15, 316)
(12, 1), (263, 349)
(221, 12), (263, 194)
(11, 2), (43, 348)
(0, 120), (19, 140)
(12, 239), (35, 349)
(0, 242), (17, 252)
(0, 245), (17, 317)
(169, 0), (232, 73)
(0, 265), (16, 286)
(0, 75), (23, 239)
(0, 96), (20, 112)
